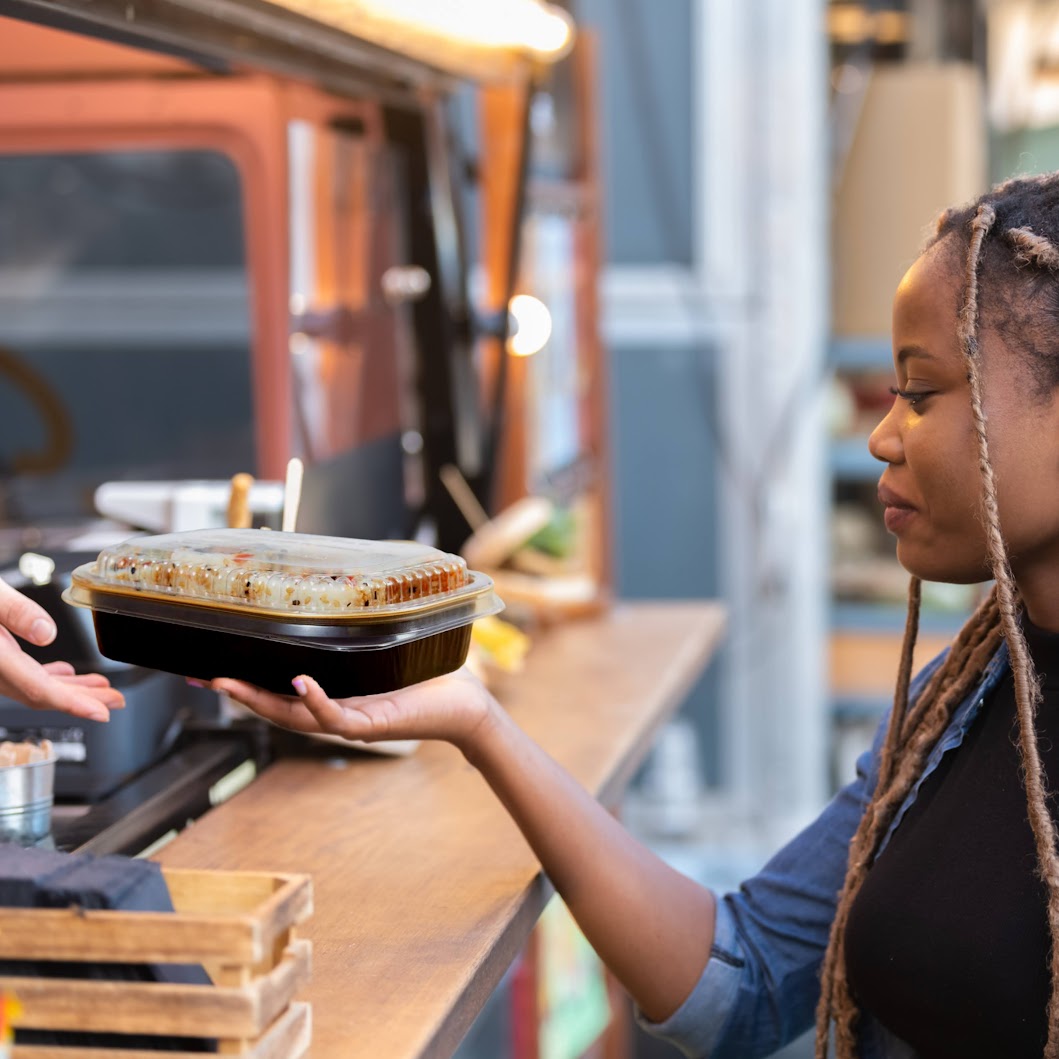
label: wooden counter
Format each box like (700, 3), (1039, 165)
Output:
(155, 601), (726, 1059)
(830, 629), (953, 702)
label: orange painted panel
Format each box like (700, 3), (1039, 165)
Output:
(0, 15), (198, 76)
(0, 76), (292, 477)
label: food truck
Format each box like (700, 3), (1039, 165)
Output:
(0, 0), (609, 811)
(0, 6), (719, 1057)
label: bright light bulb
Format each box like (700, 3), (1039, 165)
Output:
(18, 552), (55, 587)
(507, 294), (552, 357)
(357, 0), (574, 60)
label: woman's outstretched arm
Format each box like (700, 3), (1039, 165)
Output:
(212, 669), (716, 1023)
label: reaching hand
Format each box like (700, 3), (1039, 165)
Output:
(210, 667), (498, 752)
(0, 577), (124, 722)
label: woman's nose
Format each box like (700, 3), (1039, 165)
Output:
(868, 404), (903, 465)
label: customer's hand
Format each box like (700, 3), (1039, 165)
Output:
(210, 667), (498, 753)
(0, 577), (124, 721)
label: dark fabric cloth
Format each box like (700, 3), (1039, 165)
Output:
(0, 842), (215, 1051)
(844, 616), (1059, 1059)
(0, 841), (176, 911)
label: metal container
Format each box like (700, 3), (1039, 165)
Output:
(0, 550), (206, 801)
(0, 755), (55, 845)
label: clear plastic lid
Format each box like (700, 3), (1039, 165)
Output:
(69, 529), (476, 618)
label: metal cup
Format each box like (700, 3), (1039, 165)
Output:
(0, 756), (55, 845)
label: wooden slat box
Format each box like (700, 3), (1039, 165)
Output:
(0, 868), (312, 1058)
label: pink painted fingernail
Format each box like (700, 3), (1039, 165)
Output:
(292, 678), (307, 695)
(186, 678), (207, 688)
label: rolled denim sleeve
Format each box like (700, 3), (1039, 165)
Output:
(635, 759), (878, 1057)
(635, 652), (947, 1059)
(632, 891), (750, 1057)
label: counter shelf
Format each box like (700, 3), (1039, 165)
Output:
(155, 601), (726, 1058)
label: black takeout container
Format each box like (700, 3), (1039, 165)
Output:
(64, 529), (503, 698)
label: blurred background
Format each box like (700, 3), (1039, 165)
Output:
(0, 0), (1054, 1055)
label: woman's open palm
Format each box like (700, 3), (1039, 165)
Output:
(211, 668), (496, 752)
(0, 577), (124, 721)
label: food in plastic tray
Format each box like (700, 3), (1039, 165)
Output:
(65, 529), (503, 697)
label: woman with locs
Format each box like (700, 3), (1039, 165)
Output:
(213, 173), (1059, 1059)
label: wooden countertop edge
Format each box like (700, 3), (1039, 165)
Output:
(595, 601), (725, 806)
(414, 872), (552, 1059)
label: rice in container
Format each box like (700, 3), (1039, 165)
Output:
(63, 529), (503, 697)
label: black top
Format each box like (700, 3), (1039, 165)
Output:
(844, 618), (1059, 1059)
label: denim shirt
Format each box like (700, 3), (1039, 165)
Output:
(637, 641), (1012, 1059)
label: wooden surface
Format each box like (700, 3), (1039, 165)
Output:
(830, 630), (952, 698)
(0, 870), (310, 964)
(155, 601), (726, 1059)
(5, 870), (312, 1057)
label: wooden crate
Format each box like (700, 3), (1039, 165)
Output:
(0, 868), (312, 1058)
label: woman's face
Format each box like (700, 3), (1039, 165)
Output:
(868, 239), (1059, 590)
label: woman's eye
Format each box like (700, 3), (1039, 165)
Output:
(889, 386), (933, 408)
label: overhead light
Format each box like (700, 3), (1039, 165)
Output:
(828, 3), (872, 44)
(873, 11), (910, 46)
(365, 0), (574, 60)
(276, 0), (575, 79)
(827, 3), (909, 46)
(18, 552), (55, 587)
(507, 294), (552, 357)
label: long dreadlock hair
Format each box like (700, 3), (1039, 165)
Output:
(815, 173), (1059, 1059)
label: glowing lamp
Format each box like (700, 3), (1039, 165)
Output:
(507, 294), (552, 357)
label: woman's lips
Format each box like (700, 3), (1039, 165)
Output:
(878, 485), (917, 534)
(883, 505), (916, 533)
